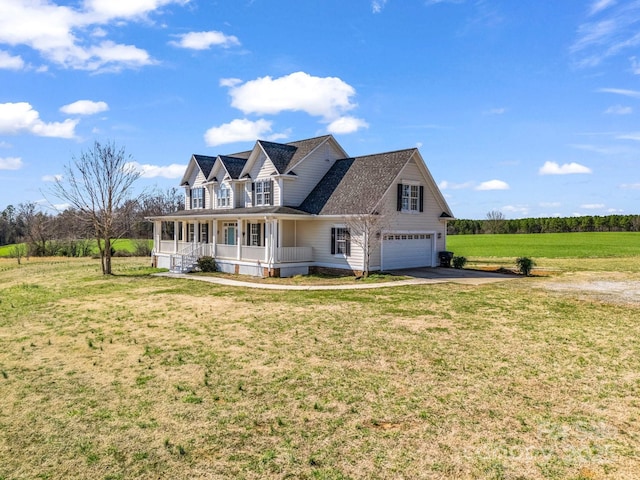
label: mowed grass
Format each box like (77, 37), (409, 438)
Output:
(447, 232), (640, 259)
(1, 257), (640, 479)
(0, 238), (152, 257)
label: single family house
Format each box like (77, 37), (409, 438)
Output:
(149, 134), (454, 277)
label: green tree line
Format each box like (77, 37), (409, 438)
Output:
(448, 214), (640, 235)
(0, 188), (183, 256)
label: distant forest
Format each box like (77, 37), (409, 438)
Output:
(448, 214), (640, 235)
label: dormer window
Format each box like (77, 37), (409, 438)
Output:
(253, 179), (273, 206)
(191, 187), (204, 209)
(217, 185), (231, 208)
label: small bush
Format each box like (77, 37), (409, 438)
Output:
(197, 256), (217, 272)
(516, 257), (535, 276)
(452, 256), (467, 269)
(133, 239), (152, 257)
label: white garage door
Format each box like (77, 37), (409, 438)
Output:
(382, 233), (433, 270)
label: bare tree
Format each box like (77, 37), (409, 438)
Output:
(50, 141), (141, 274)
(484, 210), (506, 234)
(345, 211), (388, 278)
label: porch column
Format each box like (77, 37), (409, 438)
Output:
(173, 220), (178, 253)
(237, 218), (243, 260)
(212, 220), (217, 257)
(194, 221), (199, 245)
(264, 218), (270, 263)
(277, 219), (282, 262)
(154, 220), (161, 252)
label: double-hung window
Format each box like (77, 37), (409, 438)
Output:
(331, 227), (351, 256)
(397, 183), (423, 213)
(217, 185), (230, 208)
(249, 223), (262, 246)
(253, 180), (272, 206)
(191, 187), (205, 209)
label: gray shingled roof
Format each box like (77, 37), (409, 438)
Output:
(258, 141), (297, 174)
(193, 155), (217, 178)
(218, 156), (247, 179)
(299, 149), (416, 215)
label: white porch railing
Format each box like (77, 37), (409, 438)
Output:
(215, 244), (236, 259)
(277, 246), (313, 263)
(157, 242), (313, 264)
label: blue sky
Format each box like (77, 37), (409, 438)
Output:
(1, 0), (639, 219)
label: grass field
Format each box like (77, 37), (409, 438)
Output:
(1, 255), (639, 479)
(447, 232), (640, 259)
(0, 238), (152, 258)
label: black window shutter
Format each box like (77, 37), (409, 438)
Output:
(419, 186), (424, 212)
(270, 180), (274, 205)
(397, 184), (403, 211)
(251, 182), (255, 204)
(189, 190), (193, 209)
(257, 223), (262, 246)
(201, 188), (205, 208)
(345, 229), (351, 256)
(331, 228), (336, 254)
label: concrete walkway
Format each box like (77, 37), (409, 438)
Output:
(154, 268), (518, 290)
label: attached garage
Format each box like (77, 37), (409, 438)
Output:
(381, 233), (435, 270)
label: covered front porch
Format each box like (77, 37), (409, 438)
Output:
(151, 215), (313, 277)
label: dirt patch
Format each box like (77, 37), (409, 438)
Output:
(539, 272), (640, 306)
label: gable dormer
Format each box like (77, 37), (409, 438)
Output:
(181, 154), (216, 210)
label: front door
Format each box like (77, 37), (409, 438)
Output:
(223, 222), (236, 245)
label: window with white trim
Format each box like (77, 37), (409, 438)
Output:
(253, 180), (272, 206)
(191, 187), (204, 209)
(397, 183), (424, 212)
(249, 223), (262, 246)
(331, 227), (350, 256)
(217, 185), (231, 208)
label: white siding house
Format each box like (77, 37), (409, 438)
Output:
(149, 135), (453, 277)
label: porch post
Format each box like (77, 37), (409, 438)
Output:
(212, 220), (217, 257)
(264, 218), (270, 263)
(194, 221), (199, 244)
(277, 219), (282, 261)
(173, 221), (178, 253)
(237, 218), (243, 260)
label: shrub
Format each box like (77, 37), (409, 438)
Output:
(516, 257), (535, 276)
(452, 256), (467, 269)
(133, 239), (152, 257)
(197, 256), (216, 272)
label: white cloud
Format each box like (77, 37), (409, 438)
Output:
(476, 179), (510, 191)
(0, 157), (23, 170)
(224, 72), (358, 121)
(60, 100), (109, 115)
(540, 202), (562, 208)
(0, 102), (78, 138)
(580, 203), (605, 209)
(604, 104), (632, 114)
(372, 0), (388, 13)
(572, 3), (640, 68)
(0, 0), (186, 72)
(0, 50), (24, 70)
(589, 0), (617, 16)
(83, 0), (189, 21)
(41, 174), (63, 182)
(327, 116), (369, 134)
(169, 31), (240, 50)
(598, 87), (640, 98)
(503, 204), (529, 216)
(204, 118), (277, 147)
(539, 161), (592, 175)
(616, 132), (640, 141)
(621, 182), (640, 189)
(125, 162), (185, 179)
